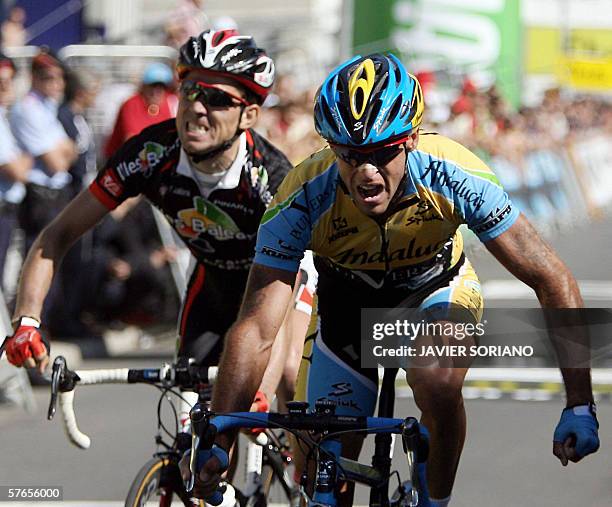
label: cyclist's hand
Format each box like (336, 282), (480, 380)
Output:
(553, 404), (600, 466)
(179, 446), (229, 503)
(249, 390), (270, 435)
(249, 390), (270, 413)
(4, 319), (49, 373)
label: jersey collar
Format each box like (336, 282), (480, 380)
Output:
(176, 132), (247, 191)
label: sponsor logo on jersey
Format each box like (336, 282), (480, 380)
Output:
(260, 246), (296, 261)
(289, 215), (310, 241)
(277, 239), (302, 253)
(171, 187), (192, 197)
(308, 188), (333, 212)
(250, 165), (268, 188)
(328, 382), (353, 397)
(333, 217), (347, 230)
(176, 196), (254, 241)
(100, 172), (123, 197)
(202, 257), (253, 270)
(422, 160), (486, 210)
(335, 238), (447, 266)
(472, 203), (513, 234)
(213, 200), (257, 215)
(116, 140), (179, 180)
(328, 216), (358, 244)
(316, 396), (361, 411)
(405, 200), (443, 226)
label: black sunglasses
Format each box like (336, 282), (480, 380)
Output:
(180, 80), (250, 108)
(330, 141), (406, 167)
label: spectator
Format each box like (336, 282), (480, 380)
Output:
(1, 6), (27, 48)
(103, 62), (177, 159)
(9, 48), (76, 325)
(0, 51), (31, 291)
(9, 48), (76, 251)
(59, 67), (100, 195)
(164, 0), (205, 49)
(83, 199), (178, 328)
(45, 68), (101, 339)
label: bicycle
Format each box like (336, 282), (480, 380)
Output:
(189, 368), (431, 507)
(47, 355), (300, 507)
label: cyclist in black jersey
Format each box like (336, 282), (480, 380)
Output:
(4, 29), (309, 406)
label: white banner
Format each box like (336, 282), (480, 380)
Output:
(569, 134), (612, 208)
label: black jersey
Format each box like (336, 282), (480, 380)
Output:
(90, 119), (292, 272)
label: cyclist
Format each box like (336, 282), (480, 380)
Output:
(3, 29), (311, 405)
(189, 54), (599, 506)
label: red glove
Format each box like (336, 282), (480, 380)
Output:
(4, 317), (49, 370)
(250, 390), (270, 435)
(252, 390), (270, 413)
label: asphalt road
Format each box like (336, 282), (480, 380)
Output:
(1, 216), (611, 506)
(0, 367), (610, 506)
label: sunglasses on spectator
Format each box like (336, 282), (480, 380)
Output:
(180, 80), (250, 107)
(330, 138), (407, 167)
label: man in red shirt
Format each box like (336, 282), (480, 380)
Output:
(104, 62), (178, 159)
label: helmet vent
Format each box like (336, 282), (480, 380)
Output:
(361, 98), (382, 142)
(387, 56), (402, 83)
(353, 87), (365, 112)
(377, 94), (403, 135)
(319, 98), (341, 137)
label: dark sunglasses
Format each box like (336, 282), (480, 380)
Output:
(330, 139), (406, 167)
(180, 80), (250, 107)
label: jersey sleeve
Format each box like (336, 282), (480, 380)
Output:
(254, 167), (312, 272)
(419, 138), (520, 242)
(89, 129), (153, 209)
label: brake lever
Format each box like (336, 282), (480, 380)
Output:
(47, 356), (80, 420)
(47, 356), (66, 420)
(187, 402), (207, 492)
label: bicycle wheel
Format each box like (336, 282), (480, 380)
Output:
(125, 456), (204, 507)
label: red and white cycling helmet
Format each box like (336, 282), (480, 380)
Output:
(177, 29), (275, 104)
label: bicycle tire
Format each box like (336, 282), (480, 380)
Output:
(124, 456), (204, 507)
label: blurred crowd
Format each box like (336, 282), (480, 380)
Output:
(434, 78), (612, 164)
(1, 2), (611, 345)
(0, 47), (179, 345)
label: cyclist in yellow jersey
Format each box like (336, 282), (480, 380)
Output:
(188, 54), (599, 506)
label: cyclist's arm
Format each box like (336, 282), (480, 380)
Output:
(0, 152), (32, 183)
(211, 263), (296, 449)
(255, 276), (304, 403)
(484, 213), (593, 406)
(39, 138), (78, 173)
(12, 189), (110, 324)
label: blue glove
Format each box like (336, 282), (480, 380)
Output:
(553, 404), (599, 460)
(186, 445), (229, 506)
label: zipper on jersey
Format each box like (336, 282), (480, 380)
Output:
(377, 221), (390, 274)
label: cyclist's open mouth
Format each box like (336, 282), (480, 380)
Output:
(185, 121), (209, 137)
(357, 183), (385, 203)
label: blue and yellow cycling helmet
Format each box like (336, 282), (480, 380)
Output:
(314, 53), (424, 147)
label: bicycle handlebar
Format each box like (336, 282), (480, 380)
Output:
(47, 356), (217, 449)
(195, 412), (408, 435)
(188, 403), (427, 506)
